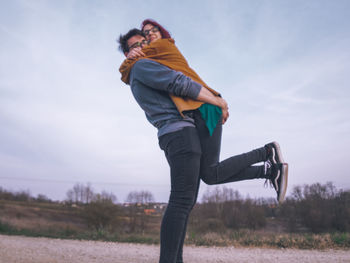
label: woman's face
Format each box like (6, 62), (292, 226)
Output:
(143, 23), (162, 43)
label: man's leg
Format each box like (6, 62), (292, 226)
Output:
(175, 175), (201, 263)
(193, 110), (268, 185)
(158, 127), (202, 263)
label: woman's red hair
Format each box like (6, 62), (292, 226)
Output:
(141, 19), (171, 39)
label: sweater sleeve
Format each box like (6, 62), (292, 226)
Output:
(130, 59), (201, 100)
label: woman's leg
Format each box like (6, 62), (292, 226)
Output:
(193, 111), (268, 185)
(158, 127), (202, 263)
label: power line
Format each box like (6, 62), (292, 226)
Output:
(0, 176), (169, 187)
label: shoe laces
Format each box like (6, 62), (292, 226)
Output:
(264, 160), (273, 188)
(264, 160), (272, 175)
(264, 179), (274, 188)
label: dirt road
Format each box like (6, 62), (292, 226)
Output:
(0, 234), (349, 263)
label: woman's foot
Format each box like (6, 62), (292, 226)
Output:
(265, 141), (285, 164)
(265, 162), (289, 204)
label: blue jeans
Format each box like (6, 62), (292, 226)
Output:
(158, 110), (267, 263)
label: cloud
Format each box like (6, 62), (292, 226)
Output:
(1, 0), (350, 202)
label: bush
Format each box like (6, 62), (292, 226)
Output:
(82, 198), (119, 231)
(190, 187), (266, 232)
(221, 199), (266, 230)
(0, 187), (32, 202)
(278, 182), (350, 233)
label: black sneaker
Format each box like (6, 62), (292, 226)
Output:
(265, 141), (285, 164)
(270, 163), (289, 204)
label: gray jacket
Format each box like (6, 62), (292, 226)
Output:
(129, 59), (202, 137)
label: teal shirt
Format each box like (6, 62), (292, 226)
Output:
(198, 104), (222, 136)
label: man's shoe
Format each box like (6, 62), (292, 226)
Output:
(269, 163), (289, 204)
(265, 141), (284, 164)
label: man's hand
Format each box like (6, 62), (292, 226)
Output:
(127, 48), (145, 59)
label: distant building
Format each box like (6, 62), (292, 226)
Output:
(144, 208), (156, 215)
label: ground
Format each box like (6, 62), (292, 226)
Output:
(0, 234), (349, 263)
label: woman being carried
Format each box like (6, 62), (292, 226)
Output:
(118, 19), (288, 263)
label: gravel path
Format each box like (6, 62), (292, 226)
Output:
(0, 234), (349, 263)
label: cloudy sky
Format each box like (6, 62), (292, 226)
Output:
(1, 0), (349, 203)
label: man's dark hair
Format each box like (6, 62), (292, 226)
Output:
(118, 28), (145, 54)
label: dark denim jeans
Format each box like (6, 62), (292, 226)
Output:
(158, 110), (267, 263)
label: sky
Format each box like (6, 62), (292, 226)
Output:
(1, 0), (350, 203)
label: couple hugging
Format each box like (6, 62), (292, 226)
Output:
(118, 19), (288, 263)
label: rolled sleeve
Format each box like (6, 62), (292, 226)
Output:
(130, 59), (202, 100)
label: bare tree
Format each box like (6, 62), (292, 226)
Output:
(66, 183), (95, 204)
(93, 191), (117, 203)
(125, 190), (155, 204)
(124, 190), (155, 233)
(201, 186), (241, 217)
(202, 186), (241, 203)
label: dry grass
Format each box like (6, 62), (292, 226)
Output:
(0, 200), (349, 249)
(185, 230), (350, 249)
(0, 200), (85, 231)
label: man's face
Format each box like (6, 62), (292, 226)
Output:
(125, 35), (147, 56)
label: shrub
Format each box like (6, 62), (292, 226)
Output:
(82, 198), (119, 231)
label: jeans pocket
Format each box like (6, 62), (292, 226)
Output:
(159, 130), (184, 156)
(162, 127), (202, 192)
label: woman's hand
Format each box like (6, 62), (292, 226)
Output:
(218, 98), (229, 124)
(196, 87), (230, 124)
(127, 48), (145, 60)
(221, 106), (229, 124)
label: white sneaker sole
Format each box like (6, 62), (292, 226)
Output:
(272, 141), (285, 164)
(278, 163), (289, 204)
